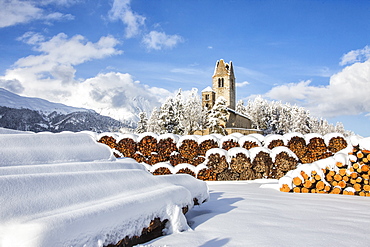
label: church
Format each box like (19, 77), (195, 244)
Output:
(194, 59), (261, 135)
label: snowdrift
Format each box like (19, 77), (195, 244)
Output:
(0, 131), (209, 247)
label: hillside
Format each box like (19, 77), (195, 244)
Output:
(0, 88), (134, 132)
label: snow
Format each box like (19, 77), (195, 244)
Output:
(270, 146), (298, 162)
(205, 148), (228, 158)
(157, 133), (179, 142)
(117, 133), (138, 142)
(197, 135), (220, 146)
(0, 88), (90, 115)
(177, 135), (199, 148)
(227, 147), (250, 159)
(304, 132), (323, 143)
(173, 163), (197, 174)
(0, 132), (115, 166)
(263, 134), (287, 147)
(137, 132), (158, 142)
(359, 136), (370, 150)
(323, 132), (345, 146)
(0, 127), (33, 134)
(201, 86), (214, 93)
(149, 162), (176, 174)
(0, 132), (209, 247)
(238, 135), (262, 147)
(283, 132), (304, 141)
(249, 147), (271, 162)
(220, 134), (239, 143)
(247, 133), (265, 143)
(146, 180), (370, 247)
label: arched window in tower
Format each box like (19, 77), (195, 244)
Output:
(221, 78), (224, 87)
(205, 94), (210, 100)
(218, 78), (221, 87)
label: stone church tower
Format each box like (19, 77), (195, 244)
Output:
(202, 59), (236, 110)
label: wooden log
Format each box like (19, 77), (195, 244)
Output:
(338, 180), (347, 189)
(330, 187), (342, 194)
(293, 177), (302, 186)
(316, 181), (325, 191)
(152, 167), (172, 175)
(252, 151), (273, 179)
(217, 169), (240, 181)
(133, 153), (147, 164)
(273, 151), (298, 179)
(328, 136), (348, 153)
(287, 136), (307, 160)
(206, 153), (229, 174)
(198, 139), (219, 156)
(221, 140), (240, 151)
(157, 138), (178, 158)
(280, 184), (291, 192)
(267, 139), (285, 149)
(363, 184), (370, 192)
(303, 179), (313, 189)
(230, 153), (251, 174)
(197, 168), (217, 181)
(176, 168), (196, 177)
(239, 168), (257, 180)
(353, 183), (362, 192)
(137, 136), (158, 157)
(242, 141), (260, 150)
(334, 174), (342, 182)
(293, 186), (301, 193)
(169, 153), (187, 166)
(178, 139), (200, 160)
(117, 138), (137, 158)
(301, 187), (310, 193)
(98, 136), (117, 149)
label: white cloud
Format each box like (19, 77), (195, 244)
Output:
(0, 32), (172, 122)
(265, 59), (370, 118)
(108, 0), (146, 38)
(142, 31), (184, 50)
(340, 45), (370, 66)
(236, 81), (250, 88)
(0, 0), (74, 28)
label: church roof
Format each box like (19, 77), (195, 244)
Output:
(201, 86), (215, 93)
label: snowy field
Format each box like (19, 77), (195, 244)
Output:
(146, 180), (370, 247)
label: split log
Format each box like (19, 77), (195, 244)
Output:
(152, 167), (173, 175)
(197, 168), (217, 181)
(198, 139), (219, 156)
(137, 136), (158, 157)
(267, 139), (285, 149)
(176, 168), (196, 177)
(116, 138), (137, 158)
(98, 136), (117, 149)
(328, 136), (348, 153)
(242, 141), (260, 150)
(252, 151), (273, 179)
(157, 138), (178, 159)
(239, 169), (256, 180)
(221, 140), (240, 151)
(217, 169), (240, 181)
(273, 151), (298, 179)
(169, 153), (187, 167)
(287, 136), (307, 160)
(178, 139), (200, 160)
(205, 153), (229, 174)
(280, 184), (291, 192)
(230, 153), (252, 174)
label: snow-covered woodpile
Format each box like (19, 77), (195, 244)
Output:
(279, 136), (370, 196)
(0, 131), (209, 246)
(97, 132), (349, 181)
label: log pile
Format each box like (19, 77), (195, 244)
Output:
(96, 132), (349, 181)
(279, 142), (370, 197)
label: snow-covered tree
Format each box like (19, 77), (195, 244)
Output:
(147, 107), (162, 133)
(135, 112), (148, 134)
(182, 88), (207, 134)
(208, 97), (228, 135)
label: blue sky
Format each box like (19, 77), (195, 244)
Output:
(1, 0), (370, 136)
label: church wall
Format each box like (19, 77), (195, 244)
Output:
(225, 112), (252, 129)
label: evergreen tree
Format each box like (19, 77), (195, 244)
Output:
(147, 107), (161, 134)
(208, 97), (228, 135)
(135, 112), (148, 134)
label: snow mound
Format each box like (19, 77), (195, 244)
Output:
(197, 135), (220, 146)
(0, 132), (115, 166)
(0, 127), (33, 134)
(264, 134), (287, 147)
(270, 146), (298, 162)
(228, 147), (250, 158)
(0, 132), (209, 246)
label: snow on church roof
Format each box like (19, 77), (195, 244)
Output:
(201, 86), (215, 93)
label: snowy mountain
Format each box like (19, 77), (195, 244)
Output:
(0, 88), (133, 132)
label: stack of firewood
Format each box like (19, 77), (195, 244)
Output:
(96, 132), (349, 181)
(280, 142), (370, 196)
